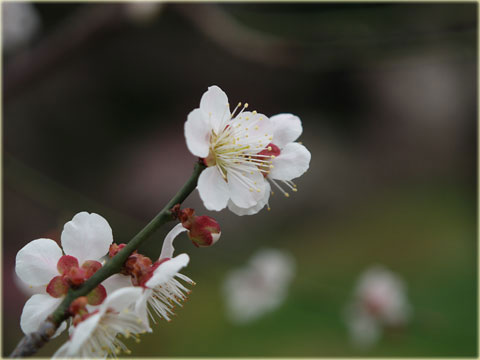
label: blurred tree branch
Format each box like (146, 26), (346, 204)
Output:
(171, 3), (300, 67)
(4, 4), (126, 103)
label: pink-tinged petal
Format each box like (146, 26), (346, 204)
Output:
(199, 85), (230, 134)
(20, 294), (64, 336)
(227, 182), (271, 216)
(86, 285), (107, 305)
(57, 255), (79, 275)
(81, 260), (102, 279)
(101, 273), (132, 294)
(197, 166), (229, 211)
(61, 212), (113, 264)
(66, 312), (102, 355)
(227, 168), (266, 209)
(269, 142), (311, 181)
(185, 108), (210, 158)
(16, 238), (63, 286)
(270, 113), (303, 148)
(46, 276), (69, 298)
(101, 286), (144, 313)
(145, 253), (189, 288)
(159, 223), (188, 260)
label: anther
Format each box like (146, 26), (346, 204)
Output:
(284, 192), (290, 198)
(270, 165), (274, 168)
(268, 146), (272, 151)
(292, 188), (298, 192)
(252, 110), (257, 114)
(244, 103), (249, 108)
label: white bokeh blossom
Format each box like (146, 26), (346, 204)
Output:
(223, 248), (296, 324)
(185, 85), (275, 213)
(344, 266), (412, 349)
(2, 2), (41, 53)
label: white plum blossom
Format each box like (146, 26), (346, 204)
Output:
(228, 113), (311, 215)
(223, 248), (296, 324)
(135, 223), (195, 330)
(344, 266), (412, 349)
(185, 85), (275, 213)
(15, 212), (114, 336)
(53, 287), (147, 358)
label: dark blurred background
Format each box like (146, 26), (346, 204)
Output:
(2, 2), (477, 357)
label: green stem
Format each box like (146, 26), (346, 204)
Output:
(51, 161), (205, 324)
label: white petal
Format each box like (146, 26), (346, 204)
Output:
(52, 341), (70, 358)
(159, 223), (188, 260)
(197, 166), (230, 211)
(199, 85), (230, 134)
(61, 212), (113, 265)
(20, 294), (65, 338)
(14, 273), (47, 296)
(270, 113), (303, 148)
(16, 239), (62, 286)
(233, 111), (274, 151)
(184, 108), (210, 158)
(101, 286), (144, 313)
(101, 273), (132, 294)
(227, 182), (270, 216)
(269, 143), (311, 181)
(66, 313), (101, 355)
(146, 253), (190, 288)
(134, 290), (153, 332)
(227, 168), (266, 209)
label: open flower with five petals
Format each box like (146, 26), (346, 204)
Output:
(185, 85), (275, 213)
(15, 212), (114, 336)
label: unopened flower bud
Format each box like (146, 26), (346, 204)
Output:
(178, 208), (221, 247)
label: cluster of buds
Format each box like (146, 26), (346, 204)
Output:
(172, 204), (221, 247)
(46, 255), (105, 305)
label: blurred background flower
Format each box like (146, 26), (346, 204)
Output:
(222, 248), (296, 324)
(344, 265), (412, 349)
(2, 2), (476, 357)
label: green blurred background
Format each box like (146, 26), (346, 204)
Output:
(3, 2), (477, 357)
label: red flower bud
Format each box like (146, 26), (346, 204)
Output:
(177, 208), (221, 247)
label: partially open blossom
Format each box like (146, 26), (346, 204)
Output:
(344, 266), (412, 349)
(228, 113), (311, 215)
(185, 85), (275, 213)
(53, 287), (147, 358)
(134, 224), (195, 330)
(177, 207), (221, 247)
(15, 212), (114, 336)
(223, 248), (296, 324)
